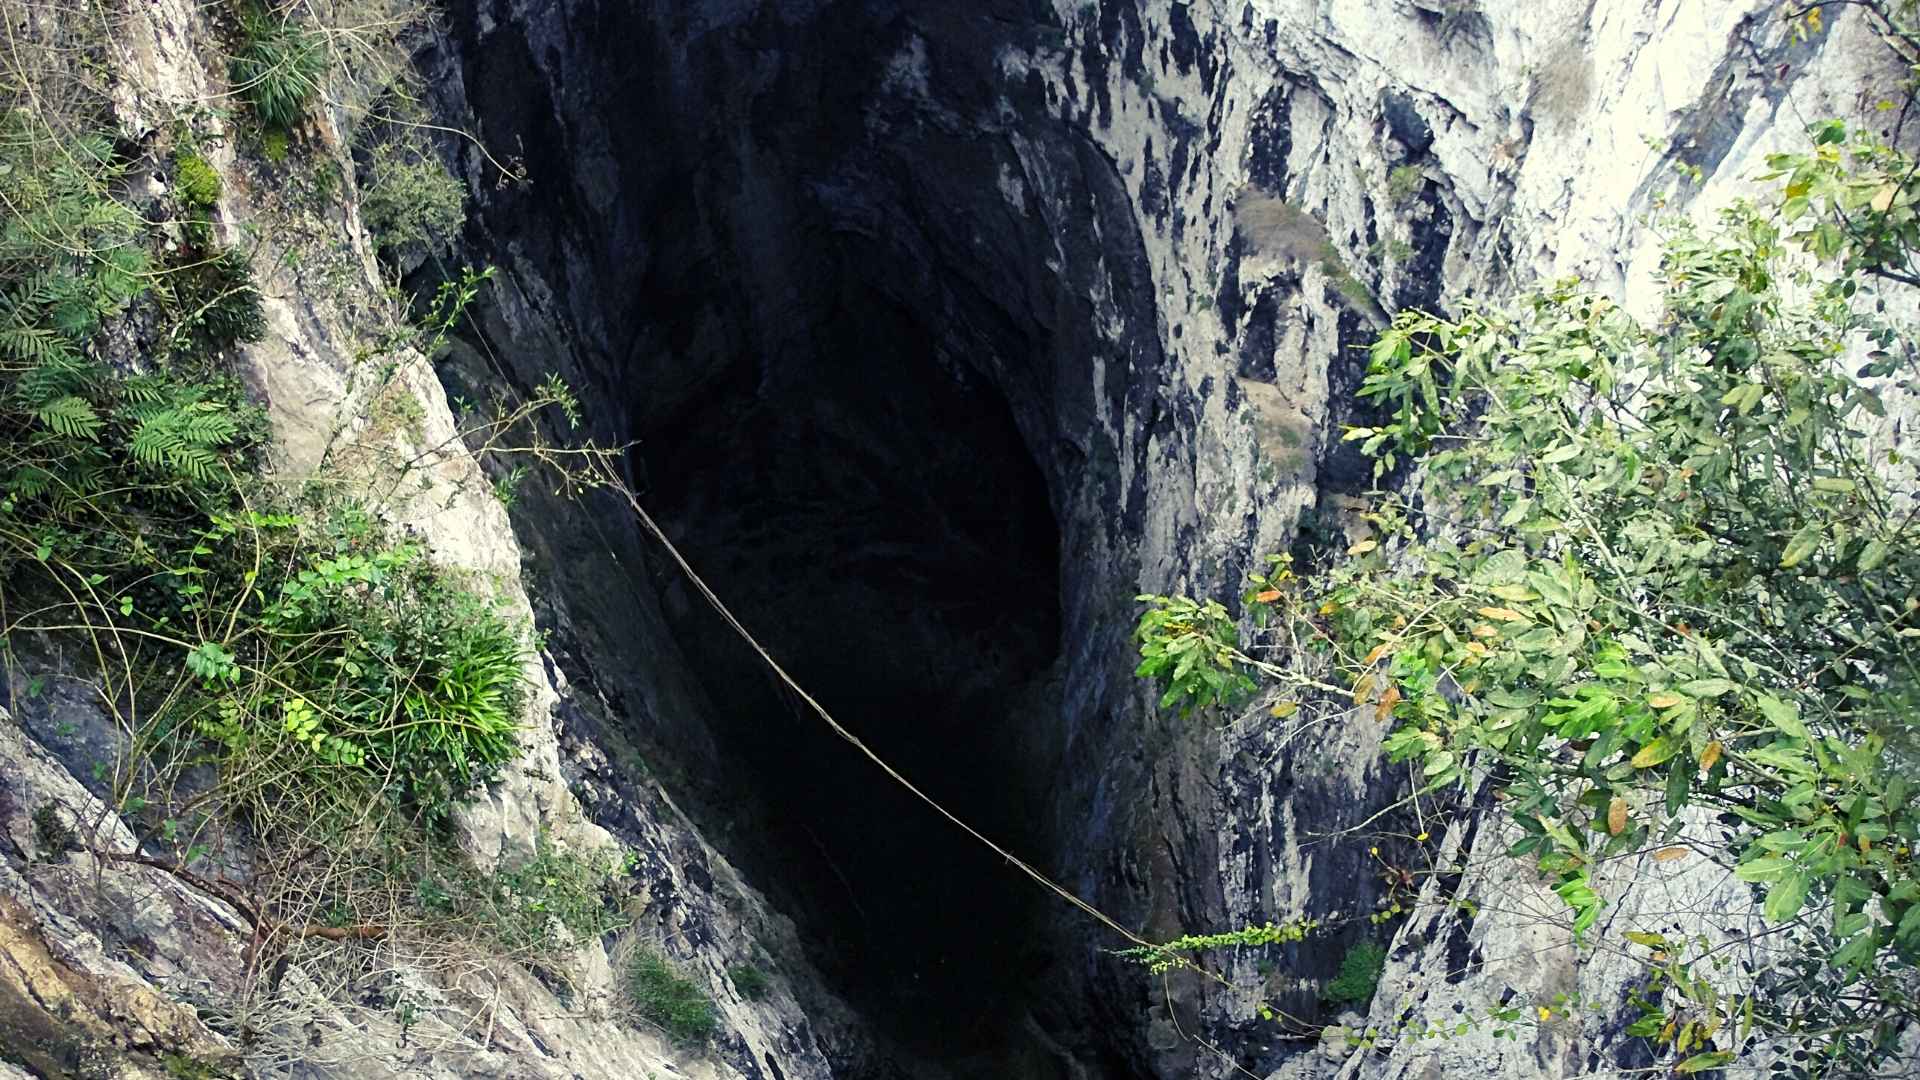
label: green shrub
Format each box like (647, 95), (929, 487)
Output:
(627, 948), (716, 1042)
(359, 143), (466, 252)
(1132, 594), (1256, 715)
(231, 5), (325, 131)
(0, 121), (148, 336)
(1386, 164), (1423, 205)
(415, 831), (631, 952)
(1323, 940), (1387, 1005)
(165, 506), (529, 820)
(728, 964), (771, 1001)
(173, 151), (220, 208)
(168, 247), (265, 350)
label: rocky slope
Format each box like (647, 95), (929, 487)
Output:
(2, 1), (1910, 1079)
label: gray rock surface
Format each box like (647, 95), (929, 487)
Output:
(4, 1), (1911, 1078)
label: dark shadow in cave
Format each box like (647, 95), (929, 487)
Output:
(434, 1), (1174, 1072)
(642, 275), (1064, 1062)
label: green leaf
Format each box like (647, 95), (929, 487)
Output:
(1676, 1052), (1734, 1074)
(1858, 538), (1891, 572)
(1764, 871), (1811, 924)
(1735, 856), (1792, 883)
(1665, 756), (1693, 816)
(1780, 523), (1821, 568)
(1754, 693), (1807, 739)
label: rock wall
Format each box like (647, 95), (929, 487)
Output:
(424, 1), (1907, 1077)
(1, 1), (861, 1078)
(3, 1), (1908, 1078)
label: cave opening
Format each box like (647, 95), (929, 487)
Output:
(639, 267), (1068, 1067)
(438, 1), (1170, 1071)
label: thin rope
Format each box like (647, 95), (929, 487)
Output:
(595, 463), (1158, 952)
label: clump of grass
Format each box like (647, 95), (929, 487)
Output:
(628, 947), (716, 1042)
(1387, 164), (1423, 205)
(231, 5), (325, 131)
(728, 963), (771, 1001)
(1322, 939), (1388, 1005)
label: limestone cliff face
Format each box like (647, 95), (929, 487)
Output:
(426, 1), (1901, 1077)
(0, 2), (855, 1079)
(1, 2), (1906, 1079)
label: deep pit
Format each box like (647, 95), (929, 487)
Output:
(437, 0), (1170, 1073)
(642, 282), (1065, 1061)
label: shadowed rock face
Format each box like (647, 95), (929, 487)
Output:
(430, 1), (1881, 1077)
(436, 1), (1170, 1074)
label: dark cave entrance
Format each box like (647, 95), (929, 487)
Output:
(640, 278), (1065, 1064)
(439, 2), (1171, 1071)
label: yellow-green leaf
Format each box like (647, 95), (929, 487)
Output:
(1780, 523), (1821, 568)
(1631, 738), (1678, 769)
(1677, 1052), (1735, 1074)
(1858, 538), (1890, 573)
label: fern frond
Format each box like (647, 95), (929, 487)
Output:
(35, 395), (103, 440)
(167, 444), (220, 483)
(129, 412), (185, 467)
(119, 376), (167, 406)
(49, 297), (97, 339)
(14, 355), (95, 404)
(180, 404), (239, 446)
(8, 466), (52, 500)
(0, 324), (75, 366)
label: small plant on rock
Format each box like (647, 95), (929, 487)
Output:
(359, 142), (466, 253)
(231, 4), (325, 131)
(1386, 164), (1423, 206)
(627, 947), (716, 1043)
(728, 963), (771, 1001)
(1322, 940), (1387, 1005)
